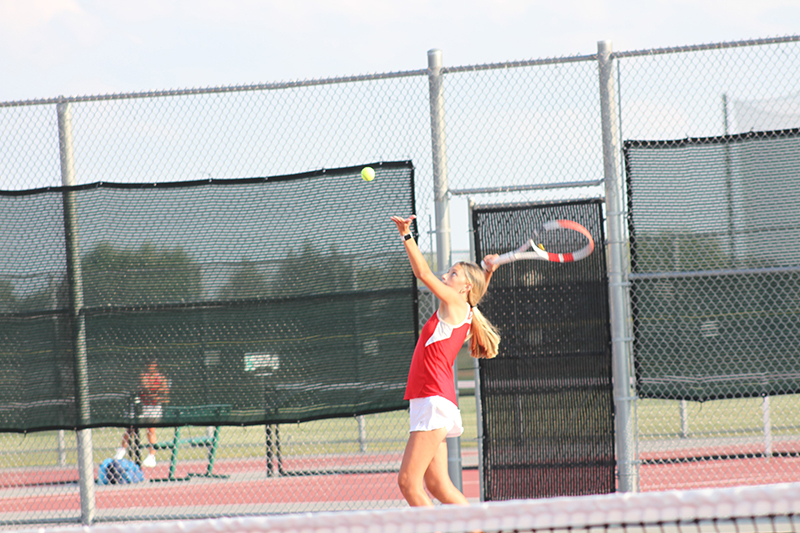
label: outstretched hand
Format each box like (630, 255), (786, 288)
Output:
(481, 254), (500, 273)
(390, 215), (416, 235)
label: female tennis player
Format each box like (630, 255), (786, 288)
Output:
(391, 214), (501, 507)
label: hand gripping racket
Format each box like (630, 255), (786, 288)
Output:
(481, 220), (595, 270)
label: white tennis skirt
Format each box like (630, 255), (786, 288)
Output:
(140, 405), (163, 419)
(409, 396), (463, 438)
(134, 405), (164, 420)
(127, 404), (163, 420)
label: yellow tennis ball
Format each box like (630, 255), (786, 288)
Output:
(361, 167), (375, 182)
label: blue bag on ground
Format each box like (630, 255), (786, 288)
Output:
(98, 458), (145, 484)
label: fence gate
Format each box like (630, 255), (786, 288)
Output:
(471, 199), (615, 500)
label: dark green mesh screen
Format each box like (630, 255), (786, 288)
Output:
(0, 162), (418, 431)
(472, 199), (615, 500)
(626, 129), (800, 400)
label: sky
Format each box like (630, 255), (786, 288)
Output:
(1, 0), (798, 103)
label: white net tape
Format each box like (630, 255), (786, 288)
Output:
(18, 482), (800, 533)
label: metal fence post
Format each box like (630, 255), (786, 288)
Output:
(597, 41), (638, 493)
(58, 101), (96, 524)
(427, 48), (462, 491)
(468, 198), (486, 501)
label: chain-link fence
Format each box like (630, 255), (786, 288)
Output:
(1, 35), (799, 527)
(617, 39), (800, 493)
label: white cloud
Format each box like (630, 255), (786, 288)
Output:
(0, 0), (108, 75)
(0, 0), (82, 33)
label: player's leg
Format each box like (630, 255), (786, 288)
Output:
(142, 427), (158, 467)
(146, 427), (157, 448)
(423, 439), (469, 505)
(397, 427), (448, 506)
(115, 427), (133, 460)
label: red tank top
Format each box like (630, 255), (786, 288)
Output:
(404, 307), (472, 406)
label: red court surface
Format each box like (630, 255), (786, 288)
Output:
(641, 456), (800, 491)
(639, 439), (800, 490)
(0, 456), (480, 516)
(1, 449), (798, 519)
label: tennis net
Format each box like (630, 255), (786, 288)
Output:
(17, 482), (800, 533)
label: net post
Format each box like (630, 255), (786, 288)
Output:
(57, 429), (67, 466)
(597, 40), (639, 493)
(428, 48), (451, 279)
(428, 48), (463, 491)
(357, 415), (367, 453)
(762, 395), (773, 457)
(58, 101), (96, 524)
(266, 424), (276, 477)
(680, 399), (689, 438)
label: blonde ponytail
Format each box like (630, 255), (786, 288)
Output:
(468, 306), (500, 359)
(458, 262), (501, 359)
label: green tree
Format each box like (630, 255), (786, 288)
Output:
(218, 260), (271, 300)
(272, 240), (355, 298)
(81, 241), (202, 307)
(0, 278), (15, 313)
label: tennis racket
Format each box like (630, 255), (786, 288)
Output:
(481, 219), (595, 270)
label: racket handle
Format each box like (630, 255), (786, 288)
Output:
(481, 251), (517, 270)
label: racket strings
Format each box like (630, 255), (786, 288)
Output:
(536, 228), (588, 254)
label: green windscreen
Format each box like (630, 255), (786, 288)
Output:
(0, 162), (418, 431)
(472, 199), (615, 500)
(626, 129), (800, 400)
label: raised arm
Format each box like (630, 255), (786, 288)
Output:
(390, 215), (464, 308)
